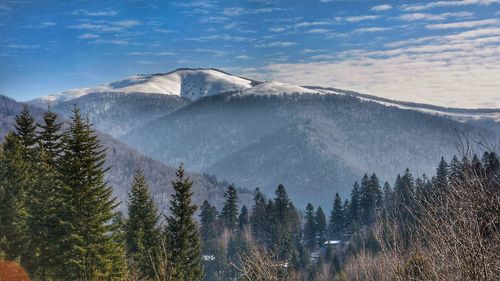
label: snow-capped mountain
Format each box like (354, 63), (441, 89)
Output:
(25, 67), (500, 207)
(241, 81), (319, 96)
(30, 68), (255, 107)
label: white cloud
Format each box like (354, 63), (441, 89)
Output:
(398, 11), (473, 21)
(187, 34), (251, 42)
(426, 19), (498, 29)
(372, 4), (393, 11)
(354, 27), (391, 33)
(307, 28), (330, 34)
(295, 21), (330, 28)
(69, 20), (140, 32)
(72, 9), (118, 17)
(402, 0), (500, 11)
(78, 33), (101, 39)
(223, 7), (284, 16)
(23, 22), (56, 28)
(255, 41), (297, 47)
(235, 55), (251, 59)
(238, 27), (500, 108)
(269, 27), (286, 33)
(336, 15), (380, 23)
(195, 48), (227, 57)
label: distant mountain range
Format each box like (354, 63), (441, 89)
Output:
(0, 95), (253, 214)
(23, 68), (500, 208)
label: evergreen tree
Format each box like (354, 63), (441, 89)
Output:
(382, 181), (392, 214)
(165, 164), (203, 281)
(238, 205), (249, 231)
(250, 188), (267, 241)
(126, 169), (161, 279)
(329, 193), (344, 239)
(200, 200), (219, 254)
(349, 182), (361, 225)
(360, 173), (382, 225)
(0, 133), (29, 262)
(303, 203), (316, 250)
(57, 107), (124, 280)
(37, 108), (63, 164)
(14, 104), (37, 158)
(220, 185), (238, 231)
(434, 157), (449, 192)
(315, 206), (327, 247)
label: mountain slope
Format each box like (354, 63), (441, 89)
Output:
(30, 68), (255, 107)
(122, 93), (498, 207)
(0, 95), (252, 213)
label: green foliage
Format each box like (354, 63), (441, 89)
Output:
(329, 193), (344, 240)
(126, 169), (160, 279)
(0, 133), (29, 262)
(304, 203), (316, 250)
(238, 205), (249, 231)
(315, 206), (327, 247)
(220, 185), (238, 231)
(165, 164), (204, 281)
(57, 106), (124, 280)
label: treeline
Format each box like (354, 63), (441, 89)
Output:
(1, 105), (499, 281)
(0, 106), (203, 280)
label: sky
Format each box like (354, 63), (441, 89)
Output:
(0, 0), (499, 108)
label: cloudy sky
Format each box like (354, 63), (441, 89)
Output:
(1, 0), (499, 108)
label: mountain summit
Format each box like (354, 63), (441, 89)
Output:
(30, 68), (258, 107)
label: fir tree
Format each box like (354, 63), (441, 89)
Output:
(37, 108), (63, 164)
(250, 188), (267, 242)
(14, 104), (37, 157)
(303, 203), (316, 250)
(434, 157), (449, 192)
(57, 107), (124, 280)
(329, 193), (344, 240)
(349, 182), (361, 225)
(0, 133), (29, 262)
(315, 206), (327, 247)
(165, 164), (203, 281)
(200, 200), (219, 254)
(238, 205), (249, 231)
(220, 185), (238, 231)
(382, 181), (392, 214)
(126, 169), (161, 279)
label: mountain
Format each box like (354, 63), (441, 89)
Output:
(25, 68), (500, 208)
(30, 68), (256, 108)
(0, 95), (252, 213)
(121, 93), (499, 207)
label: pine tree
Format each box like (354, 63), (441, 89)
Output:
(126, 169), (161, 279)
(14, 104), (37, 158)
(382, 181), (392, 214)
(329, 193), (344, 240)
(220, 185), (238, 231)
(37, 108), (63, 164)
(271, 184), (296, 259)
(360, 173), (382, 225)
(57, 107), (124, 280)
(0, 106), (39, 265)
(250, 188), (267, 242)
(315, 206), (327, 247)
(434, 157), (449, 192)
(350, 182), (361, 225)
(303, 203), (316, 250)
(165, 164), (203, 281)
(238, 205), (249, 231)
(200, 200), (219, 254)
(0, 133), (29, 262)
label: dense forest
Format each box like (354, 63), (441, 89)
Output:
(0, 106), (499, 281)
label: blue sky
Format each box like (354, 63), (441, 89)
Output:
(1, 0), (499, 108)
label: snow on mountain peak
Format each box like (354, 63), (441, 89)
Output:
(241, 81), (319, 96)
(31, 68), (254, 106)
